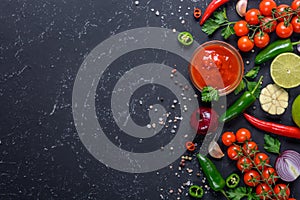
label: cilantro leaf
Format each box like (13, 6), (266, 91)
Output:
(214, 8), (227, 24)
(227, 187), (259, 200)
(201, 86), (220, 102)
(221, 25), (235, 39)
(245, 66), (260, 79)
(227, 187), (248, 200)
(202, 18), (221, 35)
(234, 79), (246, 95)
(264, 134), (281, 154)
(247, 81), (262, 98)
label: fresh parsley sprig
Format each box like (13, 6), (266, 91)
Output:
(264, 134), (281, 154)
(201, 8), (235, 39)
(201, 86), (220, 102)
(227, 187), (259, 200)
(234, 66), (261, 98)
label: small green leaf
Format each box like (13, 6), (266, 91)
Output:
(202, 19), (221, 35)
(245, 66), (260, 79)
(247, 81), (261, 98)
(214, 8), (227, 24)
(221, 25), (235, 39)
(201, 86), (220, 102)
(234, 80), (246, 95)
(264, 134), (281, 154)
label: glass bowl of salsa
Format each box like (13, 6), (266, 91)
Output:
(189, 40), (244, 96)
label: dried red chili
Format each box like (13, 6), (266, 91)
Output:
(194, 8), (202, 19)
(185, 141), (196, 151)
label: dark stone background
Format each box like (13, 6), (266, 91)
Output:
(0, 0), (299, 199)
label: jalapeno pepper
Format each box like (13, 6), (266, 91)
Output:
(199, 0), (229, 25)
(177, 31), (194, 46)
(219, 76), (263, 123)
(225, 173), (240, 188)
(197, 153), (225, 192)
(189, 185), (204, 198)
(255, 39), (300, 64)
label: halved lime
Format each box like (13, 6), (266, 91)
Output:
(292, 95), (300, 128)
(270, 53), (300, 88)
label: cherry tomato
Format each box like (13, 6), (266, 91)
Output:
(237, 156), (253, 172)
(291, 16), (300, 33)
(238, 36), (254, 52)
(222, 131), (236, 146)
(243, 170), (261, 187)
(242, 141), (258, 157)
(245, 9), (261, 25)
(260, 16), (278, 33)
(275, 4), (292, 22)
(236, 128), (251, 143)
(274, 184), (290, 200)
(254, 32), (270, 48)
(256, 183), (272, 199)
(276, 21), (293, 38)
(262, 167), (278, 185)
(291, 0), (300, 15)
(259, 0), (277, 16)
(254, 152), (270, 170)
(288, 198), (297, 200)
(227, 145), (242, 160)
(234, 20), (250, 36)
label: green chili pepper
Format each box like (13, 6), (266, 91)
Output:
(219, 76), (263, 123)
(189, 185), (204, 198)
(225, 173), (240, 189)
(255, 39), (300, 65)
(178, 31), (194, 46)
(197, 153), (225, 192)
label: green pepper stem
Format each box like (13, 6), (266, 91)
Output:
(250, 76), (263, 96)
(292, 40), (300, 46)
(220, 189), (230, 200)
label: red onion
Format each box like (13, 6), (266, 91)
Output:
(275, 150), (300, 182)
(297, 44), (300, 53)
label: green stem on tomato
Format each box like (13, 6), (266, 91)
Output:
(244, 148), (280, 200)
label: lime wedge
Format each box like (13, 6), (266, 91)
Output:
(270, 53), (300, 88)
(292, 95), (300, 128)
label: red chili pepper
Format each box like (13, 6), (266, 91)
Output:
(243, 113), (300, 139)
(185, 141), (196, 151)
(194, 8), (202, 19)
(199, 0), (229, 26)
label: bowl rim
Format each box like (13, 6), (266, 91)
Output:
(188, 40), (244, 96)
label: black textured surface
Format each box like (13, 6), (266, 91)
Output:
(1, 0), (300, 199)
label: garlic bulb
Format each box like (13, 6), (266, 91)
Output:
(259, 84), (289, 115)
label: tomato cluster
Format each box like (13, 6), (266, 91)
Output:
(222, 128), (291, 200)
(234, 0), (300, 52)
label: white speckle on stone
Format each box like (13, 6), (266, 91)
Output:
(172, 28), (176, 32)
(151, 8), (155, 12)
(155, 10), (160, 16)
(134, 1), (139, 6)
(181, 20), (185, 24)
(147, 124), (151, 129)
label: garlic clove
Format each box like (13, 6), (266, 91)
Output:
(208, 140), (224, 159)
(236, 0), (248, 17)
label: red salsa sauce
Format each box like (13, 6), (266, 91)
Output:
(189, 44), (242, 94)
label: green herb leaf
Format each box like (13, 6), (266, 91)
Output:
(202, 18), (221, 35)
(214, 8), (227, 24)
(264, 134), (281, 154)
(245, 66), (260, 79)
(202, 8), (229, 36)
(247, 81), (262, 98)
(221, 25), (235, 39)
(227, 187), (248, 200)
(234, 79), (246, 95)
(201, 86), (220, 102)
(227, 187), (259, 200)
